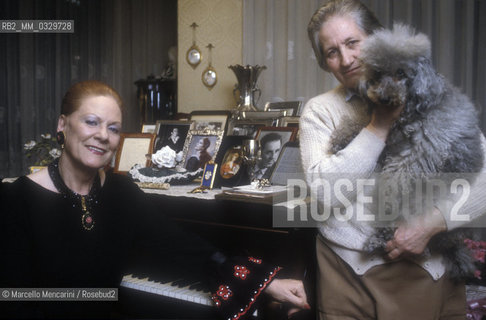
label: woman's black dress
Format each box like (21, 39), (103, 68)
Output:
(0, 173), (281, 319)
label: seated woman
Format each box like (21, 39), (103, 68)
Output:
(221, 151), (242, 178)
(0, 80), (309, 319)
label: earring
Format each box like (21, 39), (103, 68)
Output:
(56, 131), (65, 149)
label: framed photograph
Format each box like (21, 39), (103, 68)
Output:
(278, 116), (300, 128)
(114, 133), (155, 174)
(240, 110), (285, 123)
(278, 116), (300, 140)
(154, 120), (192, 153)
(212, 135), (249, 188)
(141, 124), (156, 134)
(227, 119), (274, 138)
(264, 101), (303, 116)
(219, 146), (244, 180)
(269, 141), (305, 186)
(201, 162), (218, 189)
(189, 110), (232, 134)
(255, 126), (298, 144)
(251, 127), (298, 180)
(181, 129), (224, 172)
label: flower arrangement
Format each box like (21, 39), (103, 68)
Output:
(24, 133), (61, 166)
(151, 146), (183, 169)
(128, 146), (201, 187)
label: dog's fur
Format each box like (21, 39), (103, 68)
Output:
(331, 24), (484, 279)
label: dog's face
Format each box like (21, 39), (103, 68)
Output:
(359, 61), (412, 109)
(358, 24), (433, 111)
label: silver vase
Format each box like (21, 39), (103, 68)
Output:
(229, 64), (266, 114)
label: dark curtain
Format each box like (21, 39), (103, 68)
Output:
(0, 0), (178, 178)
(0, 0), (106, 177)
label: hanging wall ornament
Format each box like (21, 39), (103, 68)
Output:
(186, 22), (202, 69)
(202, 43), (217, 90)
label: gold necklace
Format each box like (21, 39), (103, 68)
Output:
(80, 196), (95, 230)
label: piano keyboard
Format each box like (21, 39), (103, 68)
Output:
(120, 274), (214, 306)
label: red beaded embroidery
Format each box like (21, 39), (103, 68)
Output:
(217, 285), (233, 300)
(232, 266), (282, 320)
(211, 294), (221, 307)
(234, 265), (250, 280)
(248, 257), (262, 264)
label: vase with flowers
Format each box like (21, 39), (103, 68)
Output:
(24, 133), (62, 169)
(128, 146), (202, 186)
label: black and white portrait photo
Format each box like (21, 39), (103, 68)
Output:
(154, 121), (191, 153)
(252, 128), (297, 180)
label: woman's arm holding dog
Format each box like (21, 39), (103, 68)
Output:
(387, 134), (486, 259)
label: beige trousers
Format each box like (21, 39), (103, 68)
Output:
(316, 237), (466, 320)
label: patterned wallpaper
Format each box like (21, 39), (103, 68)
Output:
(178, 0), (242, 113)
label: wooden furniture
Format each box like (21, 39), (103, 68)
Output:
(135, 77), (177, 127)
(118, 186), (316, 319)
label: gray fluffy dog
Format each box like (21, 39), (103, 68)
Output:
(331, 24), (484, 279)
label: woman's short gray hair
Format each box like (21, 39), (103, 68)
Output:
(308, 0), (382, 71)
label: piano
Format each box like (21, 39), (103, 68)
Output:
(121, 274), (213, 306)
(116, 187), (316, 319)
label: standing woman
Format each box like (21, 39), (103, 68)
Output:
(0, 80), (308, 319)
(300, 0), (486, 319)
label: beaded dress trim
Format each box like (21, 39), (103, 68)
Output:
(48, 158), (101, 231)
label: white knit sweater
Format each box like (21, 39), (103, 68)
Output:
(300, 85), (486, 280)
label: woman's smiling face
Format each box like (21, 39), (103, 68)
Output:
(58, 95), (122, 171)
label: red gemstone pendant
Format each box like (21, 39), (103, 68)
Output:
(82, 212), (95, 230)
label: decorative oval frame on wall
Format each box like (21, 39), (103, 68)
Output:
(186, 44), (202, 69)
(186, 22), (202, 69)
(202, 66), (217, 89)
(202, 43), (217, 90)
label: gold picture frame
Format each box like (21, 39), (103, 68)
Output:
(141, 124), (156, 134)
(114, 133), (156, 174)
(201, 161), (218, 189)
(181, 129), (224, 172)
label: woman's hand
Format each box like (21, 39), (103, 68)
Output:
(385, 207), (447, 259)
(264, 279), (310, 317)
(366, 103), (405, 141)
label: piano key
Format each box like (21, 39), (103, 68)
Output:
(189, 281), (205, 291)
(121, 274), (213, 306)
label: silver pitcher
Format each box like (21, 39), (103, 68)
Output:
(229, 64), (266, 114)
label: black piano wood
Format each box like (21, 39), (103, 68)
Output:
(117, 191), (316, 319)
